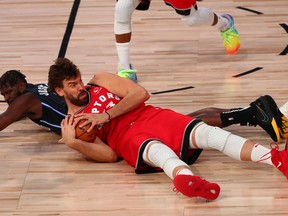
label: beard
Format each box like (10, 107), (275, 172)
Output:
(67, 90), (89, 106)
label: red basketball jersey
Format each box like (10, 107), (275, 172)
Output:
(78, 85), (202, 173)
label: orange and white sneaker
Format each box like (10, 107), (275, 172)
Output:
(173, 175), (220, 201)
(270, 142), (288, 179)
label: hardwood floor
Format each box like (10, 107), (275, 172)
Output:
(0, 0), (288, 215)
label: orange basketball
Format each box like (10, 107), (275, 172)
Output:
(75, 119), (97, 142)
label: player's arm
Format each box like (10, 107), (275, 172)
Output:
(87, 72), (150, 120)
(60, 115), (118, 163)
(0, 93), (41, 131)
(68, 137), (118, 163)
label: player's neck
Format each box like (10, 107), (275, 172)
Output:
(67, 103), (85, 115)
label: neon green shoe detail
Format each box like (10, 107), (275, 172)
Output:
(117, 63), (138, 82)
(220, 14), (240, 55)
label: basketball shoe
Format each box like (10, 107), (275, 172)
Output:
(250, 95), (281, 142)
(117, 63), (138, 83)
(220, 14), (240, 55)
(270, 142), (288, 179)
(173, 175), (220, 200)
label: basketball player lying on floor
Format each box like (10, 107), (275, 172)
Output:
(0, 70), (67, 134)
(0, 69), (287, 143)
(47, 57), (288, 201)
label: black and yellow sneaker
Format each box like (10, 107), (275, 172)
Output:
(250, 95), (280, 142)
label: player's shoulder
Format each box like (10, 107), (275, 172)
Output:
(94, 71), (116, 78)
(8, 92), (40, 112)
(18, 91), (39, 102)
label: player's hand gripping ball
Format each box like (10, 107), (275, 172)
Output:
(75, 119), (97, 142)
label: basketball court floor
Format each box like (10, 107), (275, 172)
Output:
(0, 0), (288, 215)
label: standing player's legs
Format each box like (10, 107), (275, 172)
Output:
(114, 0), (141, 82)
(164, 0), (240, 55)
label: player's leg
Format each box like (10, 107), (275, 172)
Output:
(189, 95), (286, 142)
(114, 0), (139, 82)
(190, 122), (288, 179)
(142, 141), (220, 200)
(187, 107), (257, 128)
(164, 0), (240, 55)
(187, 107), (227, 127)
(182, 5), (240, 55)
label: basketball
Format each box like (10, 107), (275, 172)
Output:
(75, 119), (97, 142)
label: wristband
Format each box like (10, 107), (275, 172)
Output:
(105, 110), (111, 123)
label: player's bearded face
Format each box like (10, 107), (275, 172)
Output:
(67, 89), (88, 106)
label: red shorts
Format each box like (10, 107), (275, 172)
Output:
(101, 105), (202, 173)
(164, 0), (197, 15)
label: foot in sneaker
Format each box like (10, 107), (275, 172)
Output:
(250, 95), (280, 142)
(220, 14), (240, 55)
(270, 143), (288, 179)
(117, 63), (138, 82)
(173, 175), (220, 200)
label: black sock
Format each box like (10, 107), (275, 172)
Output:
(220, 106), (256, 127)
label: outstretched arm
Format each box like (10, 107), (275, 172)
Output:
(60, 115), (118, 163)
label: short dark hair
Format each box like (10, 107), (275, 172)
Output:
(48, 58), (81, 91)
(0, 70), (28, 89)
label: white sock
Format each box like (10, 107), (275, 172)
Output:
(251, 144), (272, 165)
(177, 168), (194, 176)
(116, 42), (131, 69)
(143, 142), (192, 180)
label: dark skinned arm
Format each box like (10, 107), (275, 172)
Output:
(0, 93), (42, 131)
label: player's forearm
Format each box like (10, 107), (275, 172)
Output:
(106, 83), (150, 122)
(0, 113), (18, 131)
(88, 72), (150, 120)
(69, 139), (118, 163)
